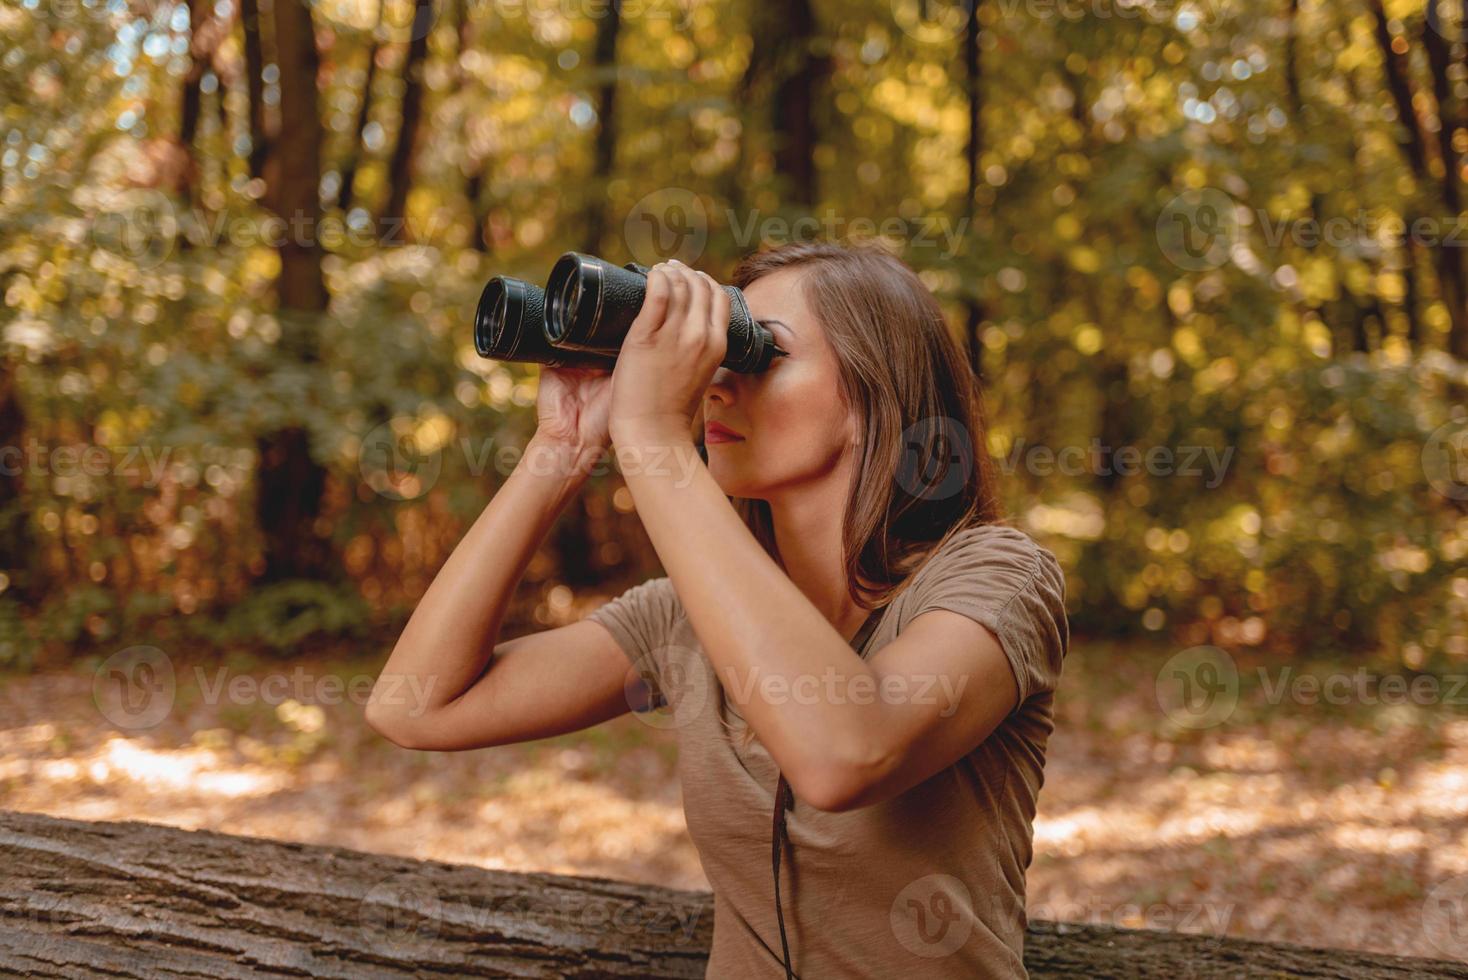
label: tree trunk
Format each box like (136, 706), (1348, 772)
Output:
(1403, 216), (1424, 346)
(466, 170), (488, 251)
(239, 0), (270, 180)
(0, 368), (43, 608)
(962, 0), (986, 385)
(1422, 0), (1467, 357)
(1368, 0), (1428, 180)
(1368, 0), (1466, 353)
(1283, 0), (1302, 118)
(382, 0), (434, 238)
(254, 0), (332, 584)
(254, 425), (331, 583)
(1, 810), (1463, 979)
(179, 0), (231, 199)
(178, 0), (207, 161)
(456, 0), (490, 252)
(770, 0), (826, 209)
(721, 3), (767, 216)
(1337, 34), (1420, 347)
(581, 0), (622, 256)
(336, 38), (380, 215)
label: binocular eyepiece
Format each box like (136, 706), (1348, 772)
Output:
(474, 252), (786, 373)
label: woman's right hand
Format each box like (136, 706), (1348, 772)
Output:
(533, 363), (615, 453)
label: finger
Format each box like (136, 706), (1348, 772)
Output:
(690, 269), (712, 329)
(681, 266), (712, 334)
(697, 270), (721, 334)
(706, 273), (729, 349)
(662, 261), (693, 333)
(699, 273), (728, 363)
(629, 265), (671, 340)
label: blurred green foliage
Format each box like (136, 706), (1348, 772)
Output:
(0, 0), (1465, 672)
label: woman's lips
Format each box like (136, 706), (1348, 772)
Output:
(704, 421), (745, 444)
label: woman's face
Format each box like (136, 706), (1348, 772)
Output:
(701, 266), (857, 499)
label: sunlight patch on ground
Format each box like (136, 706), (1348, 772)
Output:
(3, 735), (289, 799)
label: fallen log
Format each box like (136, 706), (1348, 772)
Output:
(0, 809), (1463, 978)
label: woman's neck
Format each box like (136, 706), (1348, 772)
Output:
(767, 464), (868, 641)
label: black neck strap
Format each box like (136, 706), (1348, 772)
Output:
(771, 605), (884, 980)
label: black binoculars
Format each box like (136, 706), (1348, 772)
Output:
(474, 252), (787, 373)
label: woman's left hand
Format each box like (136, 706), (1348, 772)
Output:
(608, 259), (729, 446)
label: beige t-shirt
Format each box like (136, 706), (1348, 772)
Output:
(585, 522), (1069, 979)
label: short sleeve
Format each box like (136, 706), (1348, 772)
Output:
(583, 576), (681, 712)
(905, 525), (1069, 709)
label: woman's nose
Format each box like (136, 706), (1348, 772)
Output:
(706, 366), (737, 402)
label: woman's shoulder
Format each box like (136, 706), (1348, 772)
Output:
(629, 575), (685, 610)
(906, 521), (1066, 608)
(901, 521), (1071, 693)
(930, 520), (1060, 571)
(586, 574), (687, 632)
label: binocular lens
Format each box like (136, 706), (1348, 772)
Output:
(473, 275), (616, 369)
(546, 252), (630, 348)
(474, 276), (523, 358)
(546, 268), (583, 343)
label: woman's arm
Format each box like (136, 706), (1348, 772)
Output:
(366, 362), (639, 752)
(365, 437), (632, 750)
(605, 262), (1021, 810)
(613, 422), (1018, 809)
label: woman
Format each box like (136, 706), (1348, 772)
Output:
(367, 240), (1069, 978)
